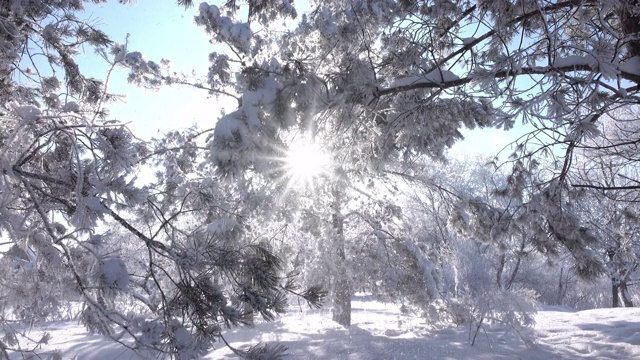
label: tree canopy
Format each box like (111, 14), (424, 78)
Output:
(1, 0), (640, 359)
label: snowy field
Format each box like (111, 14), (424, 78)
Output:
(6, 294), (640, 359)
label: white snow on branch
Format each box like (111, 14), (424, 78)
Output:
(99, 257), (129, 292)
(206, 216), (238, 235)
(13, 104), (41, 122)
(552, 55), (597, 68)
(552, 54), (639, 80)
(462, 37), (477, 45)
(620, 56), (640, 76)
(389, 69), (460, 88)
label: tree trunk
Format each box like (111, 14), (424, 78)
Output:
(619, 279), (634, 307)
(620, 0), (640, 85)
(608, 248), (621, 308)
(505, 234), (526, 291)
(331, 185), (351, 326)
(496, 253), (505, 290)
(620, 0), (640, 57)
(555, 267), (565, 306)
(332, 262), (351, 326)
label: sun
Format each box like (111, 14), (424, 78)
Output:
(284, 136), (331, 187)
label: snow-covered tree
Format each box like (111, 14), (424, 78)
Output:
(570, 107), (640, 307)
(158, 0), (640, 290)
(0, 1), (324, 359)
(5, 0), (640, 356)
(112, 0), (640, 331)
(390, 159), (540, 344)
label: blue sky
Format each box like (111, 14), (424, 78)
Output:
(82, 1), (211, 71)
(78, 1), (219, 139)
(75, 0), (520, 156)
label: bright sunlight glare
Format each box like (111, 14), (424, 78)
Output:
(285, 137), (331, 186)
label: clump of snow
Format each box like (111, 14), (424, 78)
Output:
(138, 320), (163, 346)
(124, 51), (144, 65)
(42, 76), (60, 91)
(195, 3), (253, 54)
(214, 113), (248, 141)
(390, 69), (460, 88)
(14, 105), (41, 122)
(173, 327), (192, 350)
(462, 37), (477, 45)
(62, 101), (80, 113)
(552, 55), (596, 68)
(206, 216), (239, 235)
(42, 24), (58, 43)
(620, 56), (640, 76)
(98, 257), (129, 291)
(32, 231), (47, 243)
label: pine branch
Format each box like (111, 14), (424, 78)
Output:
(572, 184), (640, 191)
(376, 64), (637, 97)
(102, 204), (171, 254)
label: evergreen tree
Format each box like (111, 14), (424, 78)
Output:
(4, 0), (640, 357)
(0, 1), (324, 358)
(119, 0), (639, 327)
(570, 108), (640, 307)
(164, 0), (640, 286)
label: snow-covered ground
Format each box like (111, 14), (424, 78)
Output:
(6, 295), (640, 359)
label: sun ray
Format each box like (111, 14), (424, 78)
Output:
(283, 136), (332, 192)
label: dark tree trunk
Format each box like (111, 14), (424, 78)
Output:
(332, 264), (351, 326)
(556, 267), (565, 305)
(620, 0), (640, 85)
(496, 253), (506, 289)
(619, 279), (634, 307)
(505, 234), (527, 291)
(608, 248), (621, 308)
(331, 185), (351, 327)
(620, 0), (640, 58)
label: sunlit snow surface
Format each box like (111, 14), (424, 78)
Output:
(6, 295), (640, 359)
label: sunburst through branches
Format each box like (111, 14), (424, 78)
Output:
(282, 136), (332, 191)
